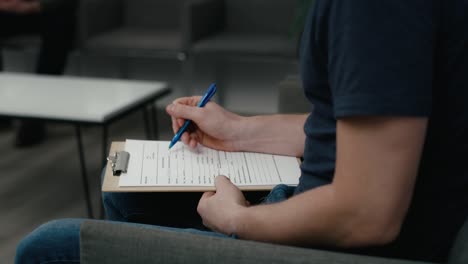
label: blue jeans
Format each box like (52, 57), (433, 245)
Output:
(15, 184), (295, 264)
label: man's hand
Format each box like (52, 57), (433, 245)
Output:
(166, 96), (245, 151)
(197, 176), (249, 235)
(166, 96), (308, 156)
(0, 0), (40, 14)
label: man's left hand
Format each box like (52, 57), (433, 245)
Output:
(197, 176), (249, 235)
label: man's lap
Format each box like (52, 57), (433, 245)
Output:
(15, 185), (295, 263)
(101, 189), (271, 228)
(15, 218), (230, 264)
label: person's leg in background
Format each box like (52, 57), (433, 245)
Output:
(14, 0), (78, 147)
(0, 11), (39, 133)
(36, 0), (77, 75)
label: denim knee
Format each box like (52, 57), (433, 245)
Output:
(100, 167), (152, 222)
(262, 184), (296, 204)
(100, 167), (125, 221)
(101, 191), (129, 221)
(15, 219), (82, 264)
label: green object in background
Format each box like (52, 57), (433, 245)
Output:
(290, 0), (315, 39)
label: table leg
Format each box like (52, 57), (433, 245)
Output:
(102, 125), (108, 167)
(75, 125), (94, 219)
(142, 107), (152, 140)
(99, 125), (108, 219)
(150, 102), (159, 139)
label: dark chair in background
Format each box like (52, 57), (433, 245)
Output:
(0, 36), (41, 71)
(188, 0), (298, 58)
(78, 0), (190, 78)
(185, 0), (300, 103)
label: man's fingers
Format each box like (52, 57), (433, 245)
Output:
(200, 191), (215, 200)
(197, 192), (215, 219)
(169, 103), (203, 122)
(198, 191), (215, 213)
(189, 138), (198, 149)
(172, 96), (203, 107)
(171, 116), (178, 134)
(177, 118), (185, 127)
(181, 132), (190, 145)
(167, 95), (208, 123)
(214, 175), (235, 191)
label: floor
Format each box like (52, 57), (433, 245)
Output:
(0, 110), (173, 263)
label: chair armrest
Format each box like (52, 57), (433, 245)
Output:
(182, 0), (224, 49)
(77, 0), (123, 48)
(80, 220), (434, 264)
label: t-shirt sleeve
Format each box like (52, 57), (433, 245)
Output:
(328, 0), (434, 118)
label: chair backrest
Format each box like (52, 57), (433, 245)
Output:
(448, 217), (468, 264)
(124, 0), (187, 30)
(225, 0), (296, 35)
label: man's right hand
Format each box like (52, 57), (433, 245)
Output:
(166, 96), (245, 151)
(0, 0), (40, 14)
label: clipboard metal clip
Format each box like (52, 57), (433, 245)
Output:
(107, 151), (130, 176)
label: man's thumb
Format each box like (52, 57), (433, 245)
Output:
(215, 175), (235, 191)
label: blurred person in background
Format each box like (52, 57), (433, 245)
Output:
(0, 0), (77, 147)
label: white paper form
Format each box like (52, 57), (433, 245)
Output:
(119, 140), (301, 187)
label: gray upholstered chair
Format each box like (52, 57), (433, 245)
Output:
(187, 0), (298, 58)
(80, 217), (468, 264)
(78, 0), (189, 76)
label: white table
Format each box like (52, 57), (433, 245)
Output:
(0, 73), (171, 218)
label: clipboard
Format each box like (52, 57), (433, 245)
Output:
(103, 141), (300, 192)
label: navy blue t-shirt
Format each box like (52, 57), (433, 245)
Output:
(298, 0), (468, 262)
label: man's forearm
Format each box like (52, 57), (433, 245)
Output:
(236, 114), (308, 157)
(232, 184), (389, 248)
(232, 185), (345, 247)
(204, 117), (425, 249)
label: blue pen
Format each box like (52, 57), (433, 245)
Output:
(168, 83), (217, 149)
